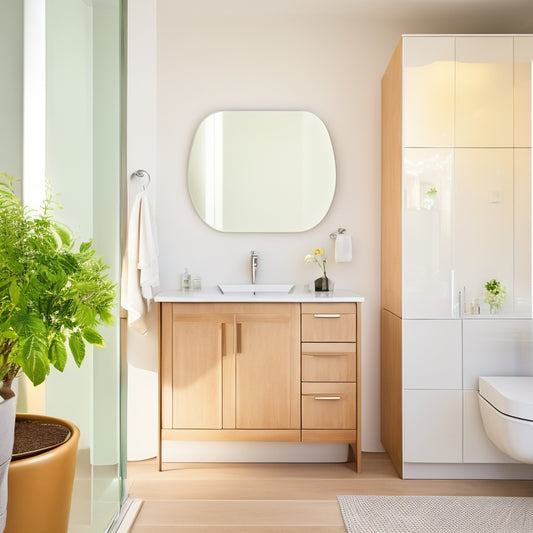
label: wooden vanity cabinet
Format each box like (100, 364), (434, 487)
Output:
(300, 302), (361, 472)
(159, 300), (361, 472)
(160, 302), (301, 447)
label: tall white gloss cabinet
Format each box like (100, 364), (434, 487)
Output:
(381, 35), (533, 479)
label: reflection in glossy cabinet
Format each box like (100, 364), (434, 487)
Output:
(403, 36), (455, 148)
(403, 148), (453, 318)
(455, 36), (514, 148)
(514, 36), (533, 147)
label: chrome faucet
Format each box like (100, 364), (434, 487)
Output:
(251, 250), (259, 284)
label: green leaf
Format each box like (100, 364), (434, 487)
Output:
(58, 253), (79, 273)
(20, 335), (49, 386)
(98, 308), (115, 326)
(52, 222), (72, 247)
(69, 332), (86, 367)
(79, 240), (93, 254)
(11, 312), (46, 337)
(82, 327), (105, 347)
(49, 337), (68, 372)
(9, 281), (20, 305)
(75, 304), (97, 326)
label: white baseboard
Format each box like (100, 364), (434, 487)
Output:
(404, 462), (533, 480)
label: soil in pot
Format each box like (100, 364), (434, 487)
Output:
(12, 419), (71, 460)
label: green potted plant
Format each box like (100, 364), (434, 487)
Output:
(0, 173), (116, 533)
(484, 278), (507, 314)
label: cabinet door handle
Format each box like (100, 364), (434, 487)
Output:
(313, 314), (341, 318)
(236, 322), (242, 354)
(221, 323), (226, 356)
(314, 396), (341, 401)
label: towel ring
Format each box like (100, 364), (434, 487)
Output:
(131, 169), (151, 190)
(329, 228), (346, 240)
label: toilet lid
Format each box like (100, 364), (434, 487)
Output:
(479, 376), (533, 422)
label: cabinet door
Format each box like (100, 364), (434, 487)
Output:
(404, 390), (462, 463)
(455, 36), (514, 147)
(403, 148), (453, 318)
(403, 36), (455, 148)
(454, 148), (514, 313)
(403, 319), (462, 389)
(171, 311), (233, 429)
(514, 36), (533, 148)
(235, 304), (300, 429)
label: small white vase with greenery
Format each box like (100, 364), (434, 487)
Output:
(484, 279), (507, 314)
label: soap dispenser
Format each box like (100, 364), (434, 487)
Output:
(181, 268), (191, 290)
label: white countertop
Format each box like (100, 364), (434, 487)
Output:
(155, 286), (364, 303)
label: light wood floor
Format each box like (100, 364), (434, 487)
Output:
(126, 453), (533, 532)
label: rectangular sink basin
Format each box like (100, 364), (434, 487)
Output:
(218, 284), (294, 294)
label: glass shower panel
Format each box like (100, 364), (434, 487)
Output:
(44, 0), (123, 531)
(403, 36), (455, 148)
(454, 149), (514, 315)
(514, 36), (533, 148)
(455, 36), (514, 148)
(403, 148), (454, 318)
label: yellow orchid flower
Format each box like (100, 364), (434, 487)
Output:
(304, 247), (327, 274)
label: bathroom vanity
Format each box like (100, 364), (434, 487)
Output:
(155, 288), (363, 471)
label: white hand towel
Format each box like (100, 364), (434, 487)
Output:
(121, 191), (159, 334)
(138, 193), (159, 303)
(335, 233), (352, 263)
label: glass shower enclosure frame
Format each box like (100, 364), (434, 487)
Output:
(17, 0), (127, 530)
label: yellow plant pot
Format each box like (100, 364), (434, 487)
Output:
(4, 414), (80, 533)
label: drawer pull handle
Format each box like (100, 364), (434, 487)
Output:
(305, 352), (347, 357)
(314, 396), (341, 401)
(313, 314), (341, 318)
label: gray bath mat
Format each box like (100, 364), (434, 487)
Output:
(337, 495), (533, 533)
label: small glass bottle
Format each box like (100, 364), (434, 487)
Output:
(182, 268), (191, 290)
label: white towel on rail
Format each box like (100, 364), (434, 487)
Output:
(121, 190), (159, 334)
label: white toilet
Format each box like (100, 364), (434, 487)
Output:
(478, 376), (533, 464)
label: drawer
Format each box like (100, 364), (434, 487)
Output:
(301, 304), (356, 342)
(301, 383), (356, 430)
(302, 342), (356, 382)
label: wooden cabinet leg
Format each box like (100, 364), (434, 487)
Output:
(347, 442), (361, 473)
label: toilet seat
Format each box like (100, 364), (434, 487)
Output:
(479, 376), (533, 422)
(478, 376), (533, 464)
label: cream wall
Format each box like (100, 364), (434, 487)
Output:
(127, 1), (529, 457)
(154, 8), (393, 453)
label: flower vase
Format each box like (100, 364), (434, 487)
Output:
(314, 275), (333, 292)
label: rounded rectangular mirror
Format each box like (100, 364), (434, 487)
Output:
(188, 110), (336, 232)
